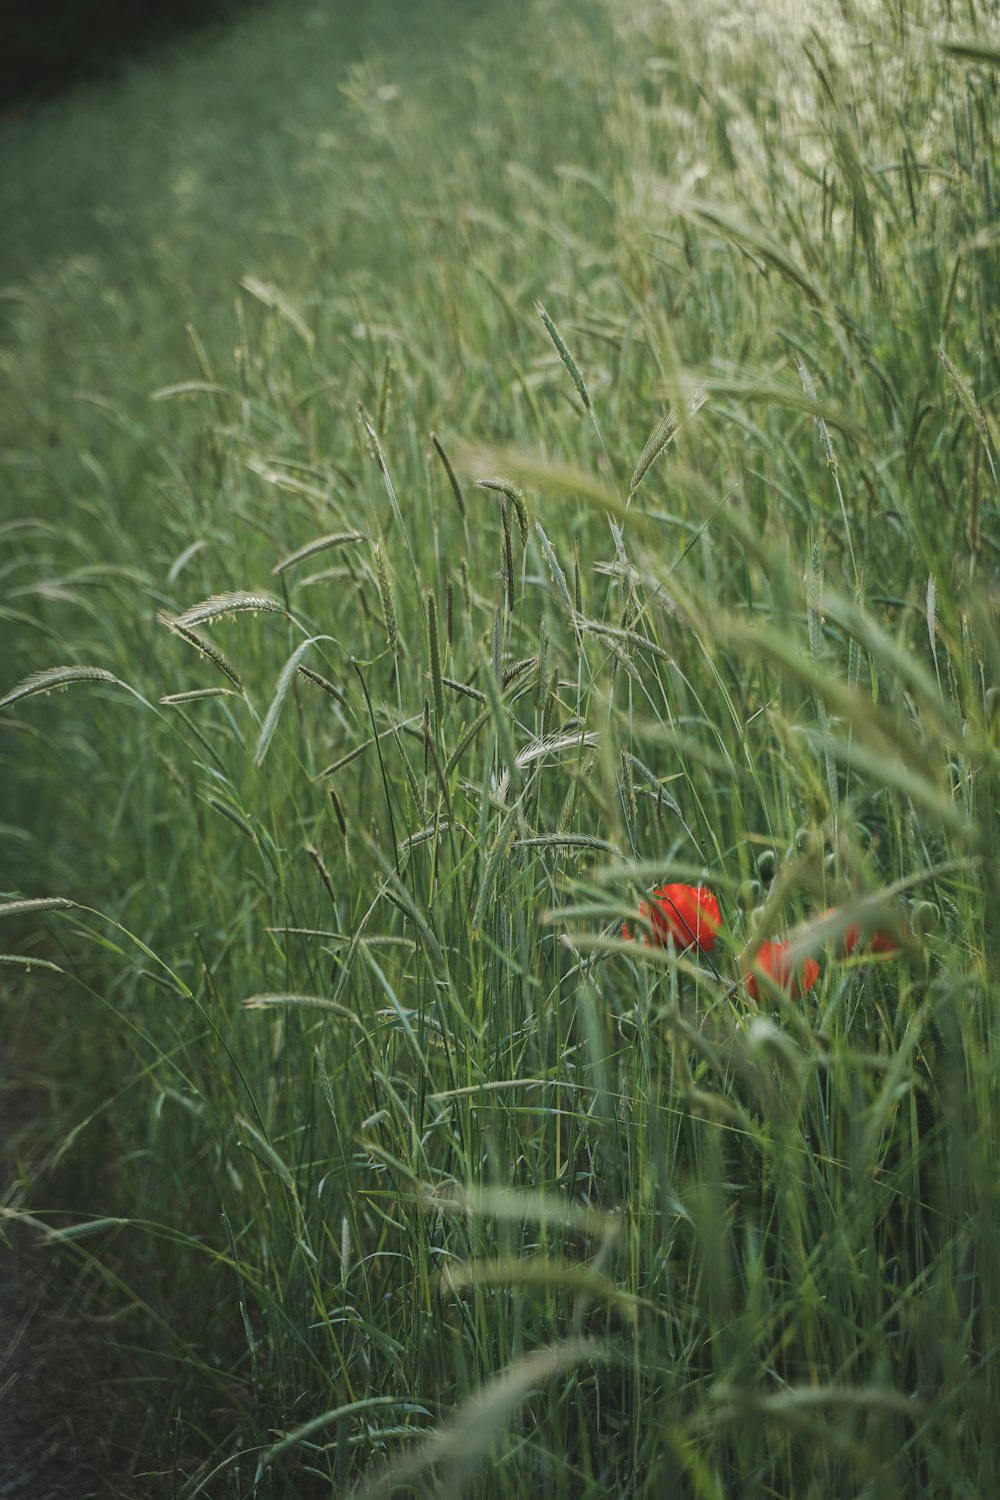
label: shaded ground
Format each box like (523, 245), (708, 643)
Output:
(0, 0), (257, 109)
(0, 1044), (136, 1498)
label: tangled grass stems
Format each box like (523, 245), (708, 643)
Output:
(1, 0), (999, 1492)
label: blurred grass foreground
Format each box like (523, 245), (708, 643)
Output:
(2, 0), (1000, 1493)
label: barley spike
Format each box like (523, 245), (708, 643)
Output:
(535, 300), (592, 412)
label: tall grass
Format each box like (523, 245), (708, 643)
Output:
(2, 0), (999, 1494)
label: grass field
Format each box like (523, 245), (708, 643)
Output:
(2, 0), (1000, 1493)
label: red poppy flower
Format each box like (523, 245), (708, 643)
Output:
(744, 940), (820, 1000)
(819, 908), (861, 956)
(821, 908), (906, 957)
(869, 923), (906, 953)
(623, 883), (720, 953)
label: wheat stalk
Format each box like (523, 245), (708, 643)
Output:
(272, 532), (365, 575)
(297, 665), (346, 706)
(0, 666), (135, 713)
(431, 432), (466, 519)
(370, 535), (399, 656)
(158, 617), (245, 690)
(535, 300), (592, 412)
(427, 590), (445, 722)
(167, 592), (286, 630)
(0, 897), (75, 917)
(256, 637), (335, 767)
(534, 522), (574, 614)
(476, 477), (529, 544)
(160, 688), (237, 705)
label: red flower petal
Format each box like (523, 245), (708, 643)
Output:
(648, 884), (720, 953)
(820, 907), (861, 956)
(821, 906), (905, 957)
(622, 908), (652, 946)
(870, 923), (906, 953)
(745, 940), (820, 1000)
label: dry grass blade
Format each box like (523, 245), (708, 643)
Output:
(927, 574), (938, 665)
(590, 858), (744, 890)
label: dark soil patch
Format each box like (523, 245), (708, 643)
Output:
(0, 0), (262, 110)
(0, 1019), (140, 1497)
